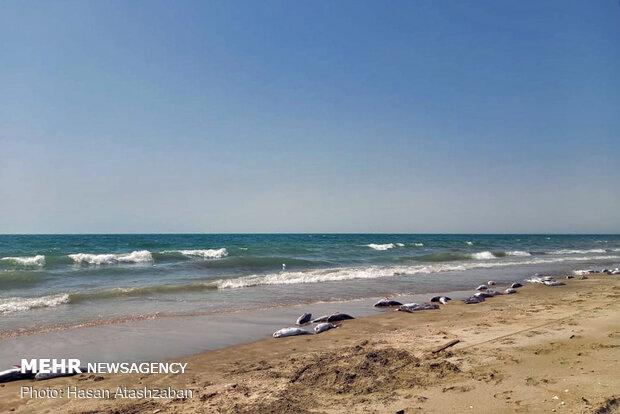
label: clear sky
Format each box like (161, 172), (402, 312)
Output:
(1, 0), (619, 234)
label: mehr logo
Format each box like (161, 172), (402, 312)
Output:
(21, 359), (82, 374)
(18, 358), (188, 375)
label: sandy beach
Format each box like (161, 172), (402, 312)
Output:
(4, 0), (619, 412)
(0, 274), (617, 413)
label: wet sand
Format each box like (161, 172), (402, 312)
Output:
(0, 289), (475, 368)
(1, 274), (618, 413)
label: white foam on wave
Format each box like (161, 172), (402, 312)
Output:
(367, 243), (395, 251)
(548, 249), (606, 255)
(218, 266), (420, 289)
(217, 254), (620, 289)
(0, 294), (70, 314)
(506, 250), (531, 257)
(396, 243), (405, 247)
(69, 250), (153, 265)
(524, 276), (546, 284)
(176, 248), (228, 259)
(465, 241), (473, 246)
(0, 255), (46, 266)
(414, 243), (424, 247)
(470, 251), (495, 260)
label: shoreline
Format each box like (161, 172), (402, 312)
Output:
(1, 274), (618, 413)
(2, 258), (614, 344)
(0, 288), (473, 367)
(0, 285), (476, 338)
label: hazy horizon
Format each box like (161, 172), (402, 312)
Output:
(2, 1), (619, 234)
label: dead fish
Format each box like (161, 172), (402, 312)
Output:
(374, 298), (403, 307)
(396, 303), (439, 313)
(311, 315), (329, 324)
(430, 296), (452, 304)
(326, 313), (355, 323)
(272, 327), (311, 338)
(314, 322), (337, 334)
(464, 296), (485, 304)
(296, 313), (312, 325)
(0, 367), (34, 383)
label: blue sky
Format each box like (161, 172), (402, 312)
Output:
(1, 0), (619, 233)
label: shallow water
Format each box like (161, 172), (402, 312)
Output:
(0, 288), (475, 367)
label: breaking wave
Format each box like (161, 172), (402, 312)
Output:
(417, 251), (531, 262)
(68, 250), (153, 265)
(547, 249), (607, 255)
(0, 283), (221, 313)
(470, 251), (495, 260)
(367, 243), (395, 251)
(162, 248), (228, 259)
(0, 294), (70, 314)
(505, 250), (531, 257)
(0, 255), (46, 267)
(217, 254), (620, 289)
(3, 254), (619, 312)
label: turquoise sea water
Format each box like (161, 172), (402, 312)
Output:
(1, 234), (619, 334)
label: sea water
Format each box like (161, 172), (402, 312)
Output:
(1, 234), (618, 364)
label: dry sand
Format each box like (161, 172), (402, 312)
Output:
(1, 275), (618, 413)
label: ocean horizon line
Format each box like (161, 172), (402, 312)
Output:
(2, 232), (620, 236)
